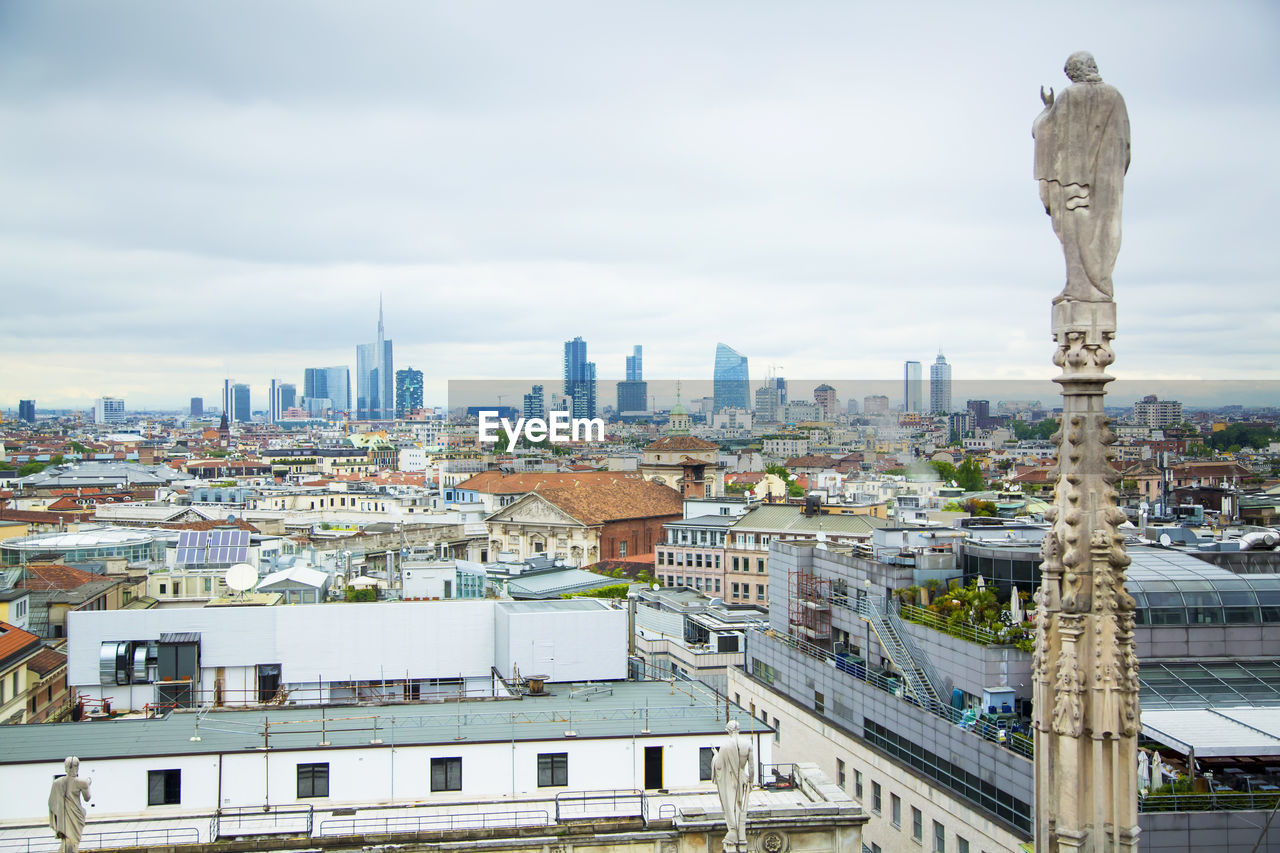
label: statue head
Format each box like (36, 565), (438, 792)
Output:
(726, 720), (740, 734)
(64, 756), (79, 777)
(1064, 51), (1102, 84)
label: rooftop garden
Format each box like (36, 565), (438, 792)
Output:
(896, 578), (1034, 652)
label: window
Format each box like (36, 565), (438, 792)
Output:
(933, 820), (945, 852)
(158, 583), (167, 594)
(297, 763), (329, 798)
(854, 769), (863, 800)
(871, 781), (881, 814)
(891, 793), (901, 827)
(814, 690), (824, 714)
(957, 837), (969, 853)
(147, 769), (181, 805)
(913, 806), (923, 842)
(700, 747), (715, 781)
(431, 757), (462, 791)
(872, 845), (882, 853)
(836, 758), (846, 788)
(732, 582), (740, 596)
(733, 557), (740, 571)
(756, 584), (765, 601)
(619, 542), (627, 558)
(757, 558), (765, 572)
(773, 718), (780, 743)
(537, 752), (568, 787)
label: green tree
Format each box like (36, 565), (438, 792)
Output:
(928, 460), (958, 483)
(956, 457), (985, 491)
(765, 464), (804, 497)
(962, 498), (997, 517)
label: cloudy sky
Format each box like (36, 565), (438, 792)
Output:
(2, 1), (1277, 411)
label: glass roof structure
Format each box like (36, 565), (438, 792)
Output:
(1140, 660), (1280, 710)
(1127, 547), (1280, 626)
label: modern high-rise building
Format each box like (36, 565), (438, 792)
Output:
(967, 399), (991, 430)
(813, 384), (838, 421)
(269, 380), (296, 422)
(864, 394), (890, 416)
(189, 397), (203, 418)
(625, 345), (643, 382)
(395, 367), (424, 417)
(93, 397), (125, 425)
(771, 375), (787, 407)
(563, 337), (597, 419)
(523, 385), (545, 420)
(1133, 395), (1182, 428)
(903, 361), (923, 413)
(304, 366), (351, 416)
(222, 379), (233, 418)
(712, 343), (749, 412)
(930, 352), (952, 414)
(18, 400), (35, 423)
(270, 379), (282, 422)
(356, 297), (395, 420)
(754, 385), (781, 423)
(232, 384), (251, 423)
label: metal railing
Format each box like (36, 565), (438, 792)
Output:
(759, 762), (798, 789)
(317, 809), (551, 836)
(884, 598), (948, 704)
(210, 804), (313, 840)
(1139, 791), (1280, 813)
(749, 627), (1035, 761)
(898, 602), (1001, 646)
(852, 595), (943, 713)
(0, 828), (201, 853)
(555, 789), (647, 824)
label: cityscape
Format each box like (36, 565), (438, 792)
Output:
(2, 4), (1279, 853)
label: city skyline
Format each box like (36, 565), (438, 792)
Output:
(1, 2), (1278, 410)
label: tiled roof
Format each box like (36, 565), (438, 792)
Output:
(0, 509), (88, 525)
(0, 621), (41, 669)
(18, 563), (101, 591)
(784, 455), (839, 468)
(23, 646), (67, 677)
(160, 518), (260, 533)
(533, 478), (683, 526)
(458, 470), (641, 495)
(644, 435), (719, 452)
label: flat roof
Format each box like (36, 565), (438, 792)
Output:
(1141, 660), (1280, 710)
(0, 679), (768, 766)
(1142, 707), (1280, 758)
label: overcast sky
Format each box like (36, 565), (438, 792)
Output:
(2, 1), (1277, 411)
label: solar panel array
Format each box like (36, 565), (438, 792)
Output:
(175, 529), (249, 565)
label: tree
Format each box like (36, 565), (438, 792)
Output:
(956, 457), (985, 491)
(929, 460), (958, 483)
(765, 463), (804, 497)
(962, 498), (997, 517)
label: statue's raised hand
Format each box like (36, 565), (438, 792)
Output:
(1040, 85), (1054, 108)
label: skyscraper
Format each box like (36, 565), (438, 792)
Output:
(189, 397), (203, 418)
(94, 397), (125, 425)
(626, 345), (643, 382)
(813, 384), (838, 420)
(712, 343), (749, 412)
(617, 345), (647, 414)
(18, 400), (35, 423)
(930, 352), (952, 414)
(270, 379), (282, 422)
(523, 385), (545, 420)
(563, 337), (597, 419)
(232, 384), (251, 423)
(222, 379), (233, 419)
(904, 361), (923, 413)
(396, 367), (424, 417)
(269, 381), (297, 422)
(356, 297), (395, 420)
(304, 366), (351, 416)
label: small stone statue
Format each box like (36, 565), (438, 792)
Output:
(49, 756), (91, 853)
(1033, 51), (1130, 304)
(712, 720), (754, 852)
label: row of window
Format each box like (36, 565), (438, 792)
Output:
(144, 753), (571, 806)
(847, 764), (974, 853)
(657, 575), (722, 593)
(657, 551), (722, 568)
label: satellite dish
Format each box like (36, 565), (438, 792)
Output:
(226, 514), (236, 524)
(1158, 534), (1173, 548)
(226, 563), (257, 593)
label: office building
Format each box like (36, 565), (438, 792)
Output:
(232, 384), (250, 423)
(304, 366), (351, 416)
(189, 398), (203, 418)
(966, 399), (991, 430)
(903, 360), (923, 413)
(396, 367), (424, 417)
(279, 383), (296, 412)
(754, 384), (781, 423)
(523, 384), (545, 420)
(863, 394), (890, 416)
(269, 380), (296, 422)
(930, 352), (952, 414)
(626, 345), (643, 381)
(1133, 395), (1182, 428)
(813, 384), (838, 421)
(563, 336), (597, 420)
(356, 298), (395, 420)
(221, 379), (233, 418)
(93, 397), (125, 425)
(713, 343), (749, 413)
(18, 400), (35, 423)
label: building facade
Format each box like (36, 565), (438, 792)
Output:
(929, 352), (952, 414)
(563, 336), (597, 419)
(396, 367), (424, 417)
(356, 300), (395, 420)
(713, 343), (749, 412)
(93, 397), (125, 425)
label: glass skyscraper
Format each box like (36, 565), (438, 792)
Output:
(304, 366), (351, 416)
(713, 343), (749, 412)
(356, 297), (395, 420)
(563, 336), (597, 419)
(395, 367), (424, 417)
(904, 360), (923, 413)
(930, 352), (952, 414)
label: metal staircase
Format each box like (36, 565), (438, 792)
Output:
(852, 595), (945, 713)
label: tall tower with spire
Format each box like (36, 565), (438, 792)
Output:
(356, 295), (395, 420)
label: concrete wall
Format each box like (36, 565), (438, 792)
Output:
(730, 667), (1027, 853)
(495, 603), (628, 683)
(1139, 809), (1280, 852)
(1136, 623), (1280, 659)
(898, 620), (1032, 702)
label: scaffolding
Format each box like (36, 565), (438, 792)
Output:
(788, 571), (832, 649)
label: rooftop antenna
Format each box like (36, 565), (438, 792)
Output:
(225, 563), (257, 598)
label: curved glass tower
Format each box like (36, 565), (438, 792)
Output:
(713, 343), (749, 412)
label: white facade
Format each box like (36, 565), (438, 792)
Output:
(94, 397), (126, 424)
(69, 600), (626, 710)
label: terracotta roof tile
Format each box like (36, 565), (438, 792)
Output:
(644, 435), (719, 452)
(534, 478), (683, 526)
(23, 646), (66, 677)
(458, 470), (641, 495)
(0, 621), (41, 668)
(18, 563), (101, 591)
